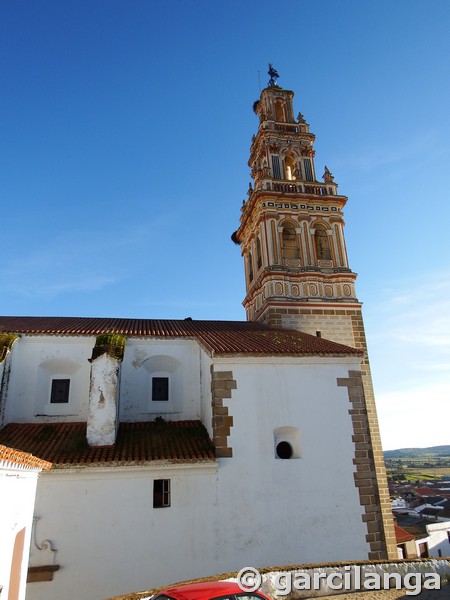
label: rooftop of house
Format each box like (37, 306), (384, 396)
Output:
(0, 443), (52, 471)
(415, 487), (450, 499)
(0, 316), (363, 358)
(0, 421), (216, 469)
(395, 515), (432, 539)
(394, 524), (416, 544)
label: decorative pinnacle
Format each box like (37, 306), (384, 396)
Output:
(268, 64), (280, 87)
(323, 166), (335, 183)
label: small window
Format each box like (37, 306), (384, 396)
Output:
(276, 441), (293, 459)
(285, 154), (296, 180)
(315, 225), (332, 261)
(153, 479), (170, 508)
(274, 426), (301, 459)
(50, 379), (70, 404)
(247, 252), (254, 282)
(303, 157), (313, 181)
(256, 237), (262, 270)
(152, 377), (169, 401)
(282, 223), (299, 260)
(271, 155), (281, 179)
(275, 99), (286, 122)
(418, 542), (429, 558)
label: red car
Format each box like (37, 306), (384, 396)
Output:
(152, 581), (270, 600)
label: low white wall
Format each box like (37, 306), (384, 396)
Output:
(110, 559), (450, 600)
(251, 561), (450, 598)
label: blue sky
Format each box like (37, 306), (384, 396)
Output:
(1, 0), (449, 450)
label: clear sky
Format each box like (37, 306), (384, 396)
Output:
(1, 0), (449, 450)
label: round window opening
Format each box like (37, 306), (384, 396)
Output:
(276, 441), (293, 459)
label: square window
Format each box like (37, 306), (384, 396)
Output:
(50, 379), (70, 404)
(153, 479), (170, 508)
(152, 377), (168, 401)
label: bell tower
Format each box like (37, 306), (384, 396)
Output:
(236, 68), (358, 335)
(234, 66), (397, 560)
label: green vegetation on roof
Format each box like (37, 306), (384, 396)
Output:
(90, 334), (127, 362)
(0, 333), (19, 363)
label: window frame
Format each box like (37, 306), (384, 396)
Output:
(50, 378), (70, 404)
(152, 376), (169, 401)
(153, 479), (171, 508)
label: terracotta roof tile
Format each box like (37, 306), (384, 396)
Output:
(0, 421), (216, 468)
(395, 516), (429, 540)
(0, 444), (52, 471)
(394, 524), (416, 543)
(0, 316), (362, 357)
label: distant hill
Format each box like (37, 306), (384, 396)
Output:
(384, 445), (450, 459)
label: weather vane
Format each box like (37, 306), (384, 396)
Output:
(268, 63), (280, 86)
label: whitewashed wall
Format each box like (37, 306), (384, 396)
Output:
(3, 336), (373, 599)
(119, 339), (202, 421)
(0, 464), (40, 600)
(27, 464), (217, 600)
(213, 356), (370, 568)
(4, 336), (204, 425)
(5, 336), (93, 423)
(26, 354), (371, 600)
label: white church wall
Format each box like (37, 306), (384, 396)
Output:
(212, 356), (370, 567)
(119, 338), (202, 421)
(4, 336), (204, 425)
(21, 353), (372, 600)
(5, 336), (93, 423)
(27, 463), (218, 600)
(0, 463), (41, 600)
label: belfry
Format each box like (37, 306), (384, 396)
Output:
(234, 66), (397, 559)
(236, 67), (357, 331)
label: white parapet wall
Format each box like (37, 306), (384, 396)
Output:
(250, 560), (450, 598)
(108, 559), (450, 600)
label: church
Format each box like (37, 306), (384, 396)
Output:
(0, 69), (396, 600)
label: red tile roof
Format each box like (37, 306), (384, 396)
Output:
(0, 444), (52, 471)
(0, 421), (216, 468)
(0, 316), (362, 357)
(394, 524), (416, 543)
(414, 487), (444, 496)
